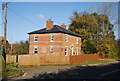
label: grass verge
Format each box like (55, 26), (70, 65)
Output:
(72, 59), (116, 66)
(2, 62), (24, 78)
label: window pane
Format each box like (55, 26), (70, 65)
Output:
(65, 35), (68, 42)
(50, 47), (54, 52)
(65, 49), (67, 55)
(34, 36), (38, 42)
(34, 47), (38, 53)
(51, 34), (54, 42)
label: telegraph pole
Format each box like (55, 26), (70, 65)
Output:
(3, 2), (7, 67)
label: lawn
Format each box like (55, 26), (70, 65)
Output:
(72, 59), (115, 66)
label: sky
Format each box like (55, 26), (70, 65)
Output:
(0, 1), (119, 43)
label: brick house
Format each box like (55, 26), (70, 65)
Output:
(28, 19), (82, 56)
(0, 36), (11, 53)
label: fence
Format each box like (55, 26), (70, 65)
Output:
(6, 53), (69, 65)
(6, 53), (100, 65)
(69, 54), (99, 64)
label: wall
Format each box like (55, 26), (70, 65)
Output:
(61, 34), (82, 56)
(29, 33), (82, 56)
(29, 33), (62, 54)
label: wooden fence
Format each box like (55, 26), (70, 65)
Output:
(6, 53), (69, 65)
(6, 53), (100, 65)
(69, 54), (99, 64)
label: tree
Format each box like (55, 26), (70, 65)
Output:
(12, 40), (29, 54)
(68, 11), (115, 57)
(69, 11), (98, 54)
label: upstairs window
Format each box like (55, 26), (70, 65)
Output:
(34, 35), (38, 42)
(34, 46), (38, 53)
(65, 35), (68, 42)
(76, 38), (78, 44)
(50, 46), (54, 52)
(50, 34), (54, 42)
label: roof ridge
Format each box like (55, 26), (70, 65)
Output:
(56, 26), (63, 31)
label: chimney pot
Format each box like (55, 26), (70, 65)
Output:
(60, 23), (66, 29)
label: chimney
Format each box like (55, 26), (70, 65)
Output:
(60, 23), (66, 29)
(46, 19), (54, 30)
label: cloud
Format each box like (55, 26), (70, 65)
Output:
(38, 14), (45, 19)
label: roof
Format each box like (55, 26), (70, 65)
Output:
(28, 25), (81, 37)
(0, 36), (9, 45)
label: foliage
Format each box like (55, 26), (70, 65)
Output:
(1, 46), (6, 68)
(2, 62), (24, 78)
(68, 11), (118, 59)
(12, 40), (29, 54)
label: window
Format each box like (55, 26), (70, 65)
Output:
(65, 35), (68, 42)
(34, 35), (38, 42)
(64, 47), (68, 56)
(71, 46), (74, 55)
(50, 34), (54, 42)
(50, 46), (54, 52)
(76, 47), (78, 55)
(76, 38), (78, 44)
(34, 46), (38, 53)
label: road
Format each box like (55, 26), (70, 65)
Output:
(4, 61), (120, 81)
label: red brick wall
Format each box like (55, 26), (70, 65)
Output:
(29, 33), (62, 54)
(29, 33), (82, 56)
(61, 34), (81, 56)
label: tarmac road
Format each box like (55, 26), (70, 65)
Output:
(4, 61), (120, 81)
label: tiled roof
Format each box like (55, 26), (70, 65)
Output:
(28, 25), (81, 37)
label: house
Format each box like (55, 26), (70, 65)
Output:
(28, 19), (82, 56)
(0, 36), (11, 53)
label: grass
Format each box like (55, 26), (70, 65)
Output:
(72, 59), (115, 66)
(2, 62), (24, 78)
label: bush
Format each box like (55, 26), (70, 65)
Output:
(2, 62), (24, 78)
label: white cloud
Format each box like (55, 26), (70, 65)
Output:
(38, 14), (45, 19)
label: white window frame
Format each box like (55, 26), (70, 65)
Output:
(76, 47), (78, 55)
(34, 46), (38, 53)
(50, 34), (54, 42)
(64, 47), (68, 56)
(71, 46), (74, 55)
(50, 46), (54, 52)
(76, 38), (78, 44)
(34, 35), (38, 42)
(65, 35), (68, 43)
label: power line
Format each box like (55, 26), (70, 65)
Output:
(7, 7), (40, 27)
